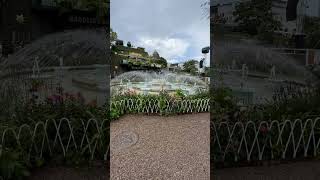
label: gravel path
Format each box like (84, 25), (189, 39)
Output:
(110, 113), (210, 180)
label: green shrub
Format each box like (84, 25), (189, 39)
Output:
(0, 149), (30, 180)
(0, 90), (110, 179)
(175, 89), (185, 99)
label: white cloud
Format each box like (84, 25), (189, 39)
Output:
(111, 0), (210, 66)
(136, 36), (190, 62)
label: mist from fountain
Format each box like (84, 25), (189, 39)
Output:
(213, 39), (311, 79)
(0, 28), (108, 112)
(0, 28), (106, 71)
(111, 71), (207, 86)
(111, 71), (208, 96)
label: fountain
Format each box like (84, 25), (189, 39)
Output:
(214, 39), (310, 78)
(0, 28), (106, 70)
(240, 64), (249, 88)
(0, 28), (109, 108)
(110, 71), (208, 97)
(212, 38), (317, 104)
(232, 59), (236, 70)
(269, 65), (276, 80)
(32, 56), (40, 78)
(54, 57), (66, 83)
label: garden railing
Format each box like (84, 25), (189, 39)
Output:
(212, 118), (320, 163)
(0, 118), (109, 162)
(0, 98), (209, 163)
(111, 98), (210, 114)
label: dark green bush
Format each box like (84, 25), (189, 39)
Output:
(0, 90), (109, 180)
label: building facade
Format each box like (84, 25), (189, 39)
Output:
(212, 0), (320, 35)
(211, 0), (242, 26)
(0, 0), (109, 57)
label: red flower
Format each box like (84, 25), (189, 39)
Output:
(56, 87), (64, 94)
(88, 99), (97, 107)
(76, 92), (85, 103)
(47, 96), (54, 103)
(259, 126), (268, 134)
(69, 94), (76, 101)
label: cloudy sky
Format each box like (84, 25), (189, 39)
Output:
(111, 0), (210, 66)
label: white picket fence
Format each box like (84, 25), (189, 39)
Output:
(212, 118), (320, 162)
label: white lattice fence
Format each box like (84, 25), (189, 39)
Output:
(0, 118), (109, 161)
(212, 118), (320, 162)
(111, 98), (210, 114)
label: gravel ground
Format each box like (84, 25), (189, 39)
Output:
(110, 113), (210, 180)
(213, 160), (320, 180)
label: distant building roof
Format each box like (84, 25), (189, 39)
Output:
(169, 63), (179, 67)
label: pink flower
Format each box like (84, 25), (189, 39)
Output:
(50, 94), (63, 104)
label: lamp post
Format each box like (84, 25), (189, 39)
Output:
(200, 46), (210, 77)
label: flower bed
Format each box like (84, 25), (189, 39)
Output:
(0, 88), (210, 179)
(211, 85), (320, 167)
(212, 118), (320, 167)
(0, 88), (109, 180)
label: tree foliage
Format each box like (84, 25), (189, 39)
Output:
(233, 0), (281, 42)
(156, 57), (167, 68)
(201, 0), (210, 20)
(304, 16), (320, 49)
(55, 0), (109, 15)
(110, 28), (118, 43)
(183, 60), (198, 75)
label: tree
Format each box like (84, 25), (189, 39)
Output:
(304, 17), (320, 49)
(55, 0), (109, 15)
(233, 0), (281, 42)
(110, 28), (118, 43)
(183, 60), (198, 75)
(201, 0), (210, 20)
(127, 41), (132, 48)
(157, 57), (167, 68)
